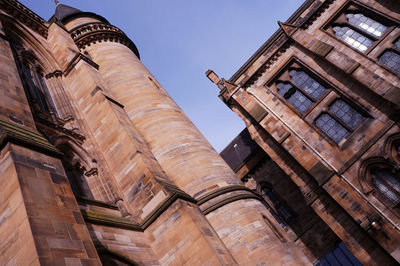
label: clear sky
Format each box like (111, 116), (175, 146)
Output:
(19, 0), (304, 152)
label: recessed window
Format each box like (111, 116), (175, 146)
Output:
(315, 99), (366, 144)
(333, 26), (373, 52)
(379, 39), (400, 74)
(346, 13), (387, 38)
(277, 82), (312, 114)
(327, 3), (397, 54)
(289, 70), (328, 100)
(316, 113), (349, 144)
(268, 60), (369, 145)
(371, 168), (400, 204)
(330, 99), (365, 130)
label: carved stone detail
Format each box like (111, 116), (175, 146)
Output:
(70, 22), (140, 58)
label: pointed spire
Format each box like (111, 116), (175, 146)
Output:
(278, 21), (298, 38)
(54, 2), (83, 22)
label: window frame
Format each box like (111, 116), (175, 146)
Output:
(377, 37), (400, 75)
(265, 58), (371, 147)
(322, 1), (399, 56)
(267, 59), (331, 118)
(366, 164), (400, 208)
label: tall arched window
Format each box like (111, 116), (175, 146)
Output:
(12, 46), (57, 116)
(370, 167), (400, 205)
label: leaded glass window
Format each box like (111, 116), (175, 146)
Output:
(277, 82), (312, 114)
(329, 99), (366, 130)
(371, 168), (400, 204)
(333, 26), (373, 52)
(346, 13), (387, 37)
(289, 70), (327, 100)
(315, 113), (349, 143)
(379, 50), (400, 74)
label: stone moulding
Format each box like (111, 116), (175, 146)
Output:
(70, 22), (140, 59)
(63, 52), (99, 77)
(0, 0), (48, 38)
(0, 118), (62, 157)
(82, 184), (265, 231)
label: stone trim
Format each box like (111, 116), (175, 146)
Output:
(82, 184), (264, 231)
(77, 197), (119, 210)
(0, 118), (62, 157)
(64, 52), (99, 77)
(70, 22), (140, 59)
(202, 193), (263, 215)
(97, 248), (139, 266)
(0, 0), (48, 38)
(196, 185), (255, 205)
(82, 184), (196, 231)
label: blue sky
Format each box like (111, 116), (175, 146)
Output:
(19, 0), (304, 152)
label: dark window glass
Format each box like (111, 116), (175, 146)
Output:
(346, 13), (387, 37)
(379, 50), (400, 74)
(289, 70), (327, 100)
(315, 113), (349, 143)
(395, 38), (400, 50)
(277, 82), (312, 113)
(371, 168), (400, 203)
(261, 187), (278, 203)
(329, 99), (366, 130)
(333, 26), (373, 52)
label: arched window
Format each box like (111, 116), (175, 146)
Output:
(13, 48), (57, 115)
(370, 168), (400, 205)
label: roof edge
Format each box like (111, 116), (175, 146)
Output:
(229, 0), (316, 83)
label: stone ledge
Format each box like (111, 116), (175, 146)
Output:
(0, 119), (62, 157)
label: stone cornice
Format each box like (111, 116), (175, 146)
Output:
(70, 22), (140, 59)
(82, 184), (265, 231)
(64, 52), (99, 77)
(0, 118), (62, 157)
(0, 0), (48, 38)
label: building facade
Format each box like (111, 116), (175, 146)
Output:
(0, 1), (313, 265)
(209, 0), (400, 265)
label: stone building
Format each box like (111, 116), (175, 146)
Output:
(209, 0), (400, 265)
(0, 0), (317, 265)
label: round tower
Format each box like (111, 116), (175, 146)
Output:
(56, 4), (311, 265)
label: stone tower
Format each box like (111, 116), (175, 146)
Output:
(0, 1), (310, 265)
(208, 0), (400, 265)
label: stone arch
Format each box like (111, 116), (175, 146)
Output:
(358, 156), (400, 206)
(52, 135), (98, 199)
(384, 133), (400, 165)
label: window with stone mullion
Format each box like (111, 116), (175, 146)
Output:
(276, 81), (314, 115)
(371, 168), (400, 205)
(332, 10), (390, 53)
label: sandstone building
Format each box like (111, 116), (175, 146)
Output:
(209, 0), (400, 265)
(0, 0), (318, 265)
